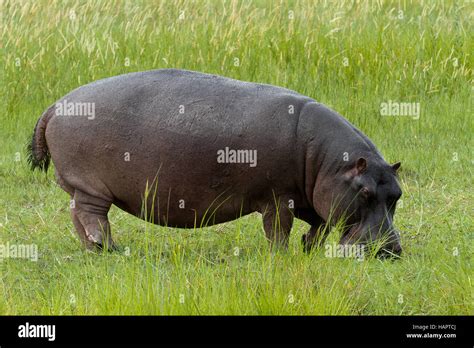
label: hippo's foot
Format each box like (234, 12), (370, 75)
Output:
(302, 224), (328, 253)
(85, 232), (118, 252)
(69, 189), (116, 252)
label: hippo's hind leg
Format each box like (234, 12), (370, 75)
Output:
(70, 209), (95, 250)
(260, 196), (294, 250)
(71, 189), (115, 251)
(55, 172), (94, 249)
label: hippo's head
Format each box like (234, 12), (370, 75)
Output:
(314, 156), (403, 257)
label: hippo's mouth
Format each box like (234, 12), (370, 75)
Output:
(340, 224), (402, 259)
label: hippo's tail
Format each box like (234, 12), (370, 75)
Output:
(27, 106), (54, 172)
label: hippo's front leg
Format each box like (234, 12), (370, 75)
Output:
(260, 196), (294, 250)
(302, 224), (329, 253)
(294, 209), (328, 253)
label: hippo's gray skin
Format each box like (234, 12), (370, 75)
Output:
(28, 69), (403, 256)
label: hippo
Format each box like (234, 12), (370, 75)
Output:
(27, 69), (403, 256)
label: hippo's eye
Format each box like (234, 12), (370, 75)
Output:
(360, 187), (370, 198)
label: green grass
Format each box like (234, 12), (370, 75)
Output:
(0, 0), (472, 315)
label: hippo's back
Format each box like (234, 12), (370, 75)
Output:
(72, 68), (305, 114)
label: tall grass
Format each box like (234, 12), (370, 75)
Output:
(0, 0), (472, 314)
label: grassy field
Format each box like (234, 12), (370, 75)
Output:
(1, 0), (472, 315)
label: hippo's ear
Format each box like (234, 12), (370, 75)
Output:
(355, 157), (367, 174)
(392, 162), (401, 172)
